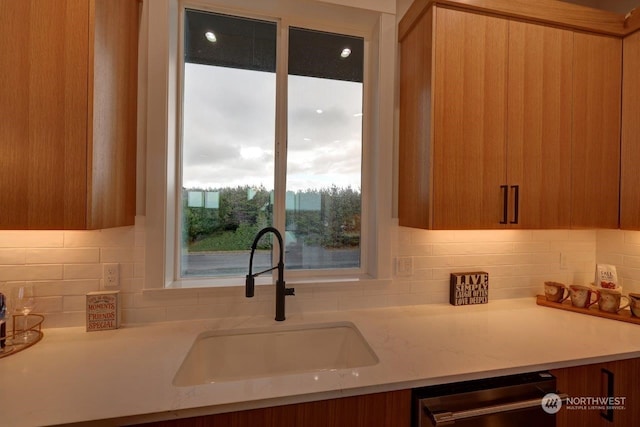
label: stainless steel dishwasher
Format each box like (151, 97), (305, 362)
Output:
(413, 371), (567, 426)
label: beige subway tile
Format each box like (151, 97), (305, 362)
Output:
(0, 230), (64, 248)
(555, 241), (597, 253)
(596, 253), (624, 266)
(624, 230), (640, 245)
(597, 229), (624, 244)
(0, 265), (63, 282)
(566, 230), (598, 241)
(490, 286), (539, 300)
(292, 297), (339, 313)
(63, 264), (102, 280)
(0, 248), (26, 264)
(100, 247), (135, 263)
(26, 248), (100, 264)
(621, 255), (640, 269)
(409, 279), (448, 294)
(512, 241), (550, 253)
(63, 295), (89, 312)
(432, 242), (514, 256)
(414, 255), (455, 269)
(122, 307), (167, 324)
(530, 230), (571, 241)
(41, 311), (86, 329)
(33, 296), (64, 313)
(29, 279), (100, 296)
(132, 290), (198, 308)
(63, 226), (135, 248)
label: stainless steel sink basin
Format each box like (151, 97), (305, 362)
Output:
(173, 321), (378, 385)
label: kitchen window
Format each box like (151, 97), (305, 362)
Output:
(143, 0), (395, 289)
(180, 10), (364, 280)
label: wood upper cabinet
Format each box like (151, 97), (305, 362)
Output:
(399, 6), (508, 229)
(507, 20), (573, 228)
(430, 7), (508, 229)
(0, 0), (137, 230)
(620, 30), (640, 230)
(399, 6), (573, 229)
(571, 33), (622, 229)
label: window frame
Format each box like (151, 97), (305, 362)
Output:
(143, 0), (395, 291)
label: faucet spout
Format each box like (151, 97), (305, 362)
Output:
(245, 227), (295, 321)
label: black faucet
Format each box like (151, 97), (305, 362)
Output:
(245, 227), (295, 321)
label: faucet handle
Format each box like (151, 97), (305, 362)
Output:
(245, 275), (255, 297)
(285, 287), (295, 296)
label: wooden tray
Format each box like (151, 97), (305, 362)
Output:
(536, 295), (640, 325)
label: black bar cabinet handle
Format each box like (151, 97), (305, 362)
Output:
(510, 185), (519, 224)
(500, 185), (508, 224)
(601, 368), (614, 422)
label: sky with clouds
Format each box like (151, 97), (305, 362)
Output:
(181, 63), (363, 192)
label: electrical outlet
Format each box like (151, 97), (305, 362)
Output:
(103, 263), (120, 288)
(396, 257), (413, 276)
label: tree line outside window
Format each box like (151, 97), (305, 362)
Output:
(183, 185), (361, 253)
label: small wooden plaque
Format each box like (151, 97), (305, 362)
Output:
(450, 272), (489, 306)
(86, 291), (120, 331)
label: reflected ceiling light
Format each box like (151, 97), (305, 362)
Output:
(340, 48), (352, 58)
(316, 109), (323, 114)
(205, 31), (217, 43)
(353, 112), (363, 117)
(303, 138), (312, 141)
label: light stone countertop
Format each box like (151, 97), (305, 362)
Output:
(3, 297), (640, 426)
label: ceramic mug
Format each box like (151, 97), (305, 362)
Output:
(568, 284), (600, 309)
(630, 293), (640, 318)
(597, 288), (630, 314)
(544, 281), (569, 303)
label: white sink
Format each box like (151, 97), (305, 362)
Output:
(173, 321), (378, 386)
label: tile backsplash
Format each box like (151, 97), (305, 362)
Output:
(1, 216), (638, 329)
(0, 221), (144, 329)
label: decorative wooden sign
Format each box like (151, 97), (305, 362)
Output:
(86, 291), (120, 331)
(450, 272), (489, 306)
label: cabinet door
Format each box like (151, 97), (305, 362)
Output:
(0, 0), (89, 229)
(621, 30), (640, 230)
(600, 357), (640, 426)
(552, 358), (640, 427)
(571, 33), (621, 229)
(552, 363), (604, 427)
(398, 7), (434, 229)
(132, 389), (412, 427)
(506, 21), (572, 228)
(432, 8), (508, 229)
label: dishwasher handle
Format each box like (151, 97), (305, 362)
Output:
(425, 393), (569, 425)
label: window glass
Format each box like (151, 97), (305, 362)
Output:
(181, 10), (276, 278)
(286, 28), (363, 270)
(180, 10), (364, 279)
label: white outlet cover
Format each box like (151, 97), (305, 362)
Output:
(103, 263), (120, 288)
